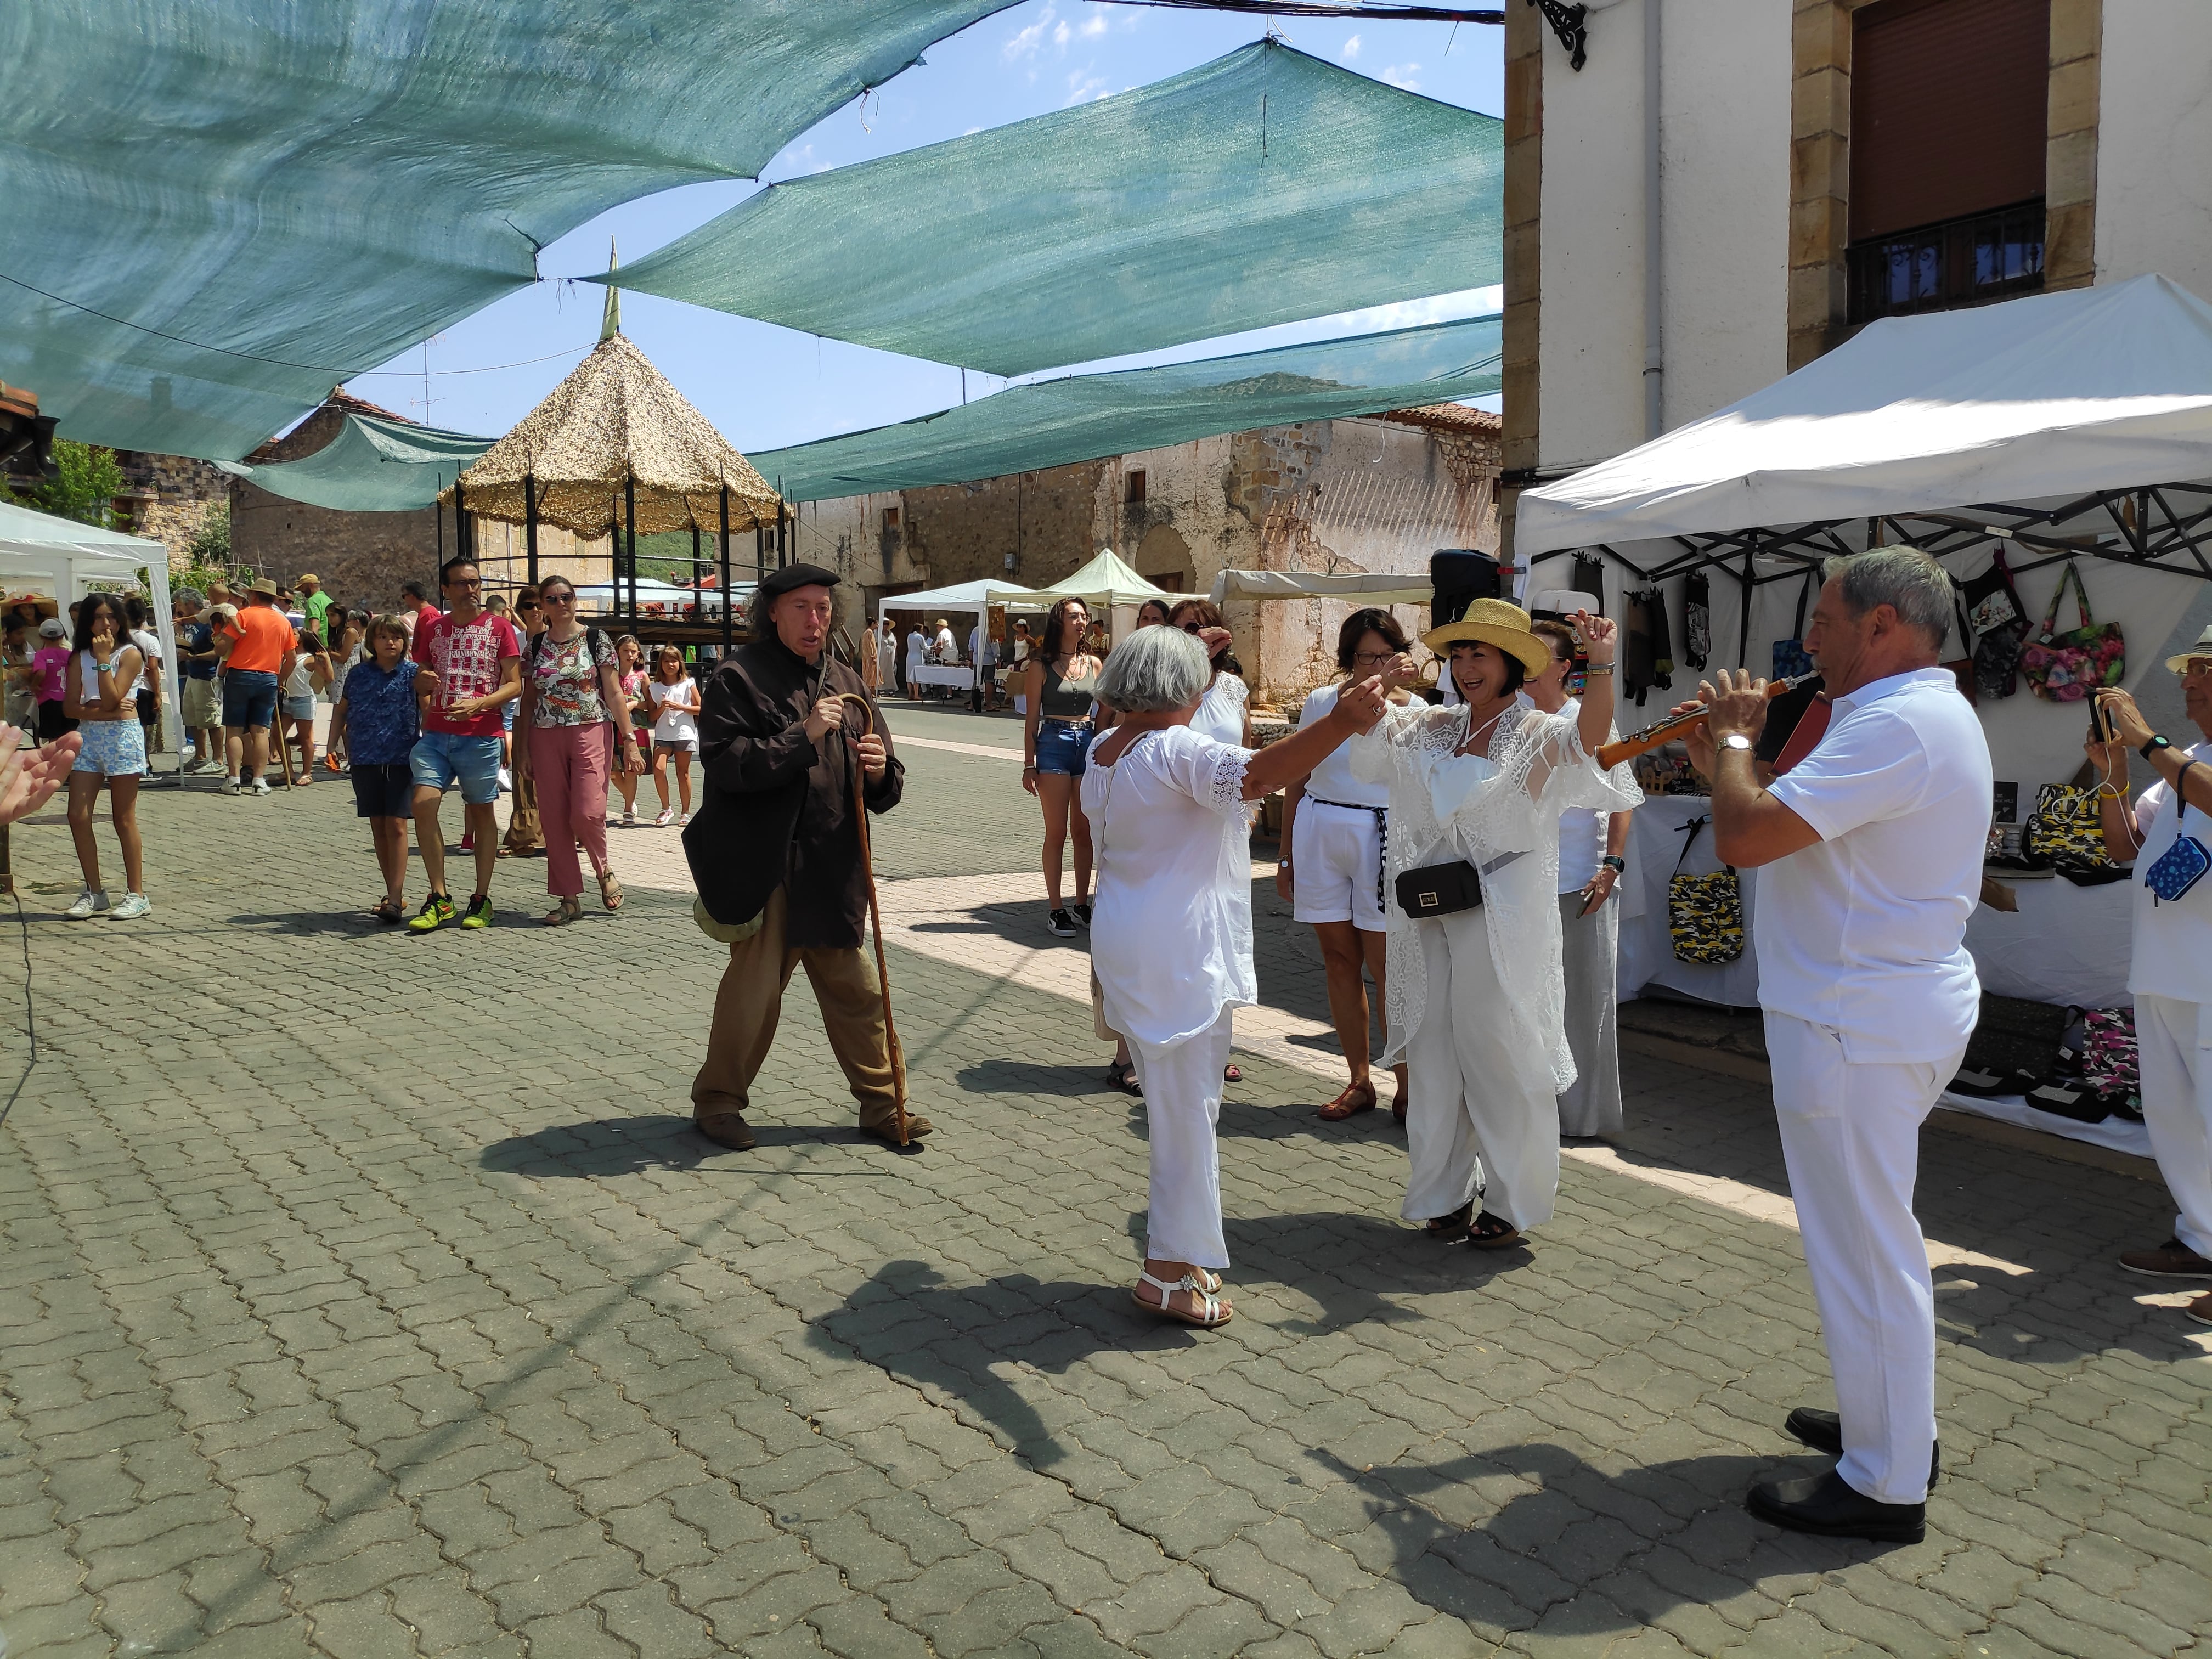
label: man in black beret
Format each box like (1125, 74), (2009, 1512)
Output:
(682, 563), (932, 1149)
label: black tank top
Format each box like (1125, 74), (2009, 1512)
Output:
(1037, 656), (1098, 720)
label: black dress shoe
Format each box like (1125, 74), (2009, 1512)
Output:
(1747, 1469), (1924, 1543)
(1784, 1408), (1942, 1485)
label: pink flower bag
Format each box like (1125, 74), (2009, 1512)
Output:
(2019, 563), (2125, 702)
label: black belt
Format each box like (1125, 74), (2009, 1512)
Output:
(1306, 796), (1389, 913)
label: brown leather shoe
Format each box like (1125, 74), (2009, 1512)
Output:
(2118, 1239), (2212, 1279)
(696, 1113), (757, 1150)
(859, 1114), (934, 1144)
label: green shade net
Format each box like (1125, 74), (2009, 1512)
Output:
(605, 41), (1503, 378)
(215, 413), (492, 513)
(0, 1), (1016, 461)
(749, 313), (1501, 503)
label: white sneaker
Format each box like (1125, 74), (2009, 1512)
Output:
(252, 777), (272, 796)
(108, 893), (151, 921)
(64, 889), (107, 921)
(182, 757), (211, 775)
(223, 776), (242, 795)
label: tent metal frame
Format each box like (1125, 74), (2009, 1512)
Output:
(1523, 479), (2212, 663)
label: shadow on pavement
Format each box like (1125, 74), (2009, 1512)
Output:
(479, 1115), (917, 1178)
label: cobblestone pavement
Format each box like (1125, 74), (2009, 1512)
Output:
(2, 706), (2209, 1658)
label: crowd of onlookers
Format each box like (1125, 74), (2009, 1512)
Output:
(2, 560), (716, 927)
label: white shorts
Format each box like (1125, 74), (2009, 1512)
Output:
(1291, 798), (1387, 933)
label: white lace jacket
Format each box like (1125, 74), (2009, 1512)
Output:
(1352, 701), (1640, 1084)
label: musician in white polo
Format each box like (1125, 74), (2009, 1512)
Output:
(1678, 546), (1991, 1544)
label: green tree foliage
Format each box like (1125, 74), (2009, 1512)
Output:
(8, 437), (127, 526)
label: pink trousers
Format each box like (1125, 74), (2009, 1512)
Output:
(529, 722), (613, 898)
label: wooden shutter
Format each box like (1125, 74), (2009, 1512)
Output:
(1850, 0), (2050, 242)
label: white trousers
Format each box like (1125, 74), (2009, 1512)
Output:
(1765, 1012), (1962, 1507)
(1401, 908), (1561, 1231)
(1130, 1011), (1234, 1270)
(2136, 994), (2212, 1259)
(1556, 891), (1623, 1137)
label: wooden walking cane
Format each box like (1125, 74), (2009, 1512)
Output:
(836, 691), (910, 1146)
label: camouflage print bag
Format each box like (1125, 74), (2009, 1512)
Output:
(1668, 815), (1745, 965)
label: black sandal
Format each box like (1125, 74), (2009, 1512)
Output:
(1466, 1210), (1526, 1250)
(1108, 1062), (1142, 1096)
(372, 898), (403, 924)
(1424, 1202), (1474, 1242)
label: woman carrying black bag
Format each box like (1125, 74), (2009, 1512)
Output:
(1356, 601), (1639, 1250)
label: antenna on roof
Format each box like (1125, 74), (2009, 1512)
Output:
(599, 239), (622, 341)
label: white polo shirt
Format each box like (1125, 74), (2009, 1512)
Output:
(2129, 739), (2212, 1005)
(1757, 667), (1993, 1063)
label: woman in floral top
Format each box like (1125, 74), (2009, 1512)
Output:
(512, 575), (642, 924)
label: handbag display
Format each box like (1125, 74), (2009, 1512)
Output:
(2022, 780), (2111, 870)
(1395, 859), (1482, 918)
(1965, 548), (2029, 699)
(1682, 572), (1711, 670)
(1771, 571), (1816, 681)
(2019, 562), (2126, 702)
(1940, 584), (1979, 706)
(2143, 767), (2210, 904)
(1667, 816), (1744, 964)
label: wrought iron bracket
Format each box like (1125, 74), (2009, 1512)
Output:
(1528, 0), (1588, 70)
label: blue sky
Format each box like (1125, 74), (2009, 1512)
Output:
(341, 1), (1504, 453)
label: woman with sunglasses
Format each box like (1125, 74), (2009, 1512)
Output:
(512, 575), (640, 924)
(1022, 596), (1103, 938)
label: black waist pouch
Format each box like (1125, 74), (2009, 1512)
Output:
(1395, 859), (1482, 918)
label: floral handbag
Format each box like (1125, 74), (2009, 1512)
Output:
(1668, 816), (1745, 964)
(2019, 563), (2125, 702)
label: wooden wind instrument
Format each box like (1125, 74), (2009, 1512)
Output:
(1595, 674), (1812, 770)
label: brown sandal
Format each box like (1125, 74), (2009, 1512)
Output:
(1317, 1080), (1378, 1121)
(597, 867), (624, 912)
(1466, 1210), (1526, 1250)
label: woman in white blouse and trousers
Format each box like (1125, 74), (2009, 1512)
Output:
(1169, 598), (1254, 1084)
(1086, 625), (1387, 1327)
(1356, 600), (1637, 1250)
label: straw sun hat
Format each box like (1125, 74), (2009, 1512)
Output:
(1421, 597), (1554, 677)
(2167, 623), (2212, 673)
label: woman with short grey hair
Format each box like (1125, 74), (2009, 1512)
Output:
(1083, 625), (1389, 1328)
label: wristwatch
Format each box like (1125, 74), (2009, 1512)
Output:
(2141, 734), (2174, 760)
(1719, 732), (1753, 753)
(1600, 854), (1626, 873)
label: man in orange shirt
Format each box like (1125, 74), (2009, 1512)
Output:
(218, 578), (297, 795)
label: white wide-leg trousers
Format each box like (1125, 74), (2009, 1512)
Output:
(1401, 907), (1561, 1231)
(2135, 994), (2212, 1259)
(1764, 1011), (1961, 1507)
(1130, 1011), (1234, 1270)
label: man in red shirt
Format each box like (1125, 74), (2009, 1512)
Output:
(218, 578), (299, 795)
(407, 557), (521, 932)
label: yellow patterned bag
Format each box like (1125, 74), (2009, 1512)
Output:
(1668, 816), (1745, 964)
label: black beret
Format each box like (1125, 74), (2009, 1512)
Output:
(759, 563), (840, 599)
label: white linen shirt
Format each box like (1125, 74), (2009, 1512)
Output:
(1548, 697), (1613, 891)
(1295, 683), (1390, 809)
(1758, 667), (1993, 1063)
(2129, 738), (2212, 1005)
(1082, 725), (1256, 1047)
(1192, 673), (1248, 746)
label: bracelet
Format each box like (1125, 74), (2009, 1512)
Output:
(1583, 663), (1616, 676)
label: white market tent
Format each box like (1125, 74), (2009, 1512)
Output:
(0, 500), (179, 757)
(991, 549), (1166, 608)
(1516, 274), (2212, 560)
(1210, 568), (1433, 605)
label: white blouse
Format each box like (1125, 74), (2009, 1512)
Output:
(1082, 725), (1256, 1047)
(1191, 672), (1248, 745)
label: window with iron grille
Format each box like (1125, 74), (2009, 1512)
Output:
(1848, 200), (2046, 324)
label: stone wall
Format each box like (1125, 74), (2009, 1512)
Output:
(111, 451), (228, 575)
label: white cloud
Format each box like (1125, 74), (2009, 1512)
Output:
(1340, 33), (1362, 60)
(1080, 13), (1108, 37)
(1002, 3), (1056, 61)
(1065, 67), (1109, 104)
(1381, 62), (1421, 91)
(1053, 19), (1070, 46)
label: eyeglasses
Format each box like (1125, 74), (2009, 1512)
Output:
(447, 576), (482, 590)
(1351, 650), (1395, 667)
(1181, 622), (1205, 634)
(538, 594), (572, 607)
(2181, 658), (2212, 679)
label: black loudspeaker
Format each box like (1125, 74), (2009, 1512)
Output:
(1429, 550), (1502, 627)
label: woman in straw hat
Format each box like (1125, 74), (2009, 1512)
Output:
(1356, 599), (1637, 1250)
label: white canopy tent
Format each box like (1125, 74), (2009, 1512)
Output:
(0, 500), (178, 759)
(1516, 274), (2212, 556)
(872, 578), (1043, 629)
(991, 549), (1166, 608)
(1209, 568), (1433, 605)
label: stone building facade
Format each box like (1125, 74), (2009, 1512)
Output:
(788, 406), (1499, 709)
(110, 452), (228, 574)
(229, 392), (608, 610)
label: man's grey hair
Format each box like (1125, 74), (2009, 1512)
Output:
(175, 588), (205, 611)
(1096, 621), (1211, 713)
(1821, 544), (1954, 643)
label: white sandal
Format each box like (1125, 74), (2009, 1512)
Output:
(1133, 1270), (1232, 1329)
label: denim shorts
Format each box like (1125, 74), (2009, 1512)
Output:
(1033, 718), (1093, 776)
(282, 693), (317, 723)
(222, 669), (279, 731)
(409, 730), (505, 805)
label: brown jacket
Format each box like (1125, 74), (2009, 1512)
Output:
(682, 636), (902, 948)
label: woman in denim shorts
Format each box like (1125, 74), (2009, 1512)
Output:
(60, 592), (152, 920)
(1022, 597), (1104, 938)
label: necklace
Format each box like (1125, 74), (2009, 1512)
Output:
(1457, 703), (1508, 757)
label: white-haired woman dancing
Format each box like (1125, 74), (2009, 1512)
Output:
(1085, 625), (1388, 1327)
(1356, 600), (1638, 1250)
